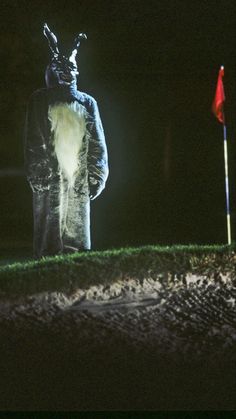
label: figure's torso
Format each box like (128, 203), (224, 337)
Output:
(31, 86), (95, 185)
(48, 101), (87, 185)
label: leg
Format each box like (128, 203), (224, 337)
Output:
(33, 186), (63, 258)
(62, 186), (91, 252)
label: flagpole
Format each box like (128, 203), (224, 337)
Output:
(223, 123), (232, 245)
(212, 65), (232, 245)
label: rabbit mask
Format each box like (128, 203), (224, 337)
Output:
(43, 23), (87, 88)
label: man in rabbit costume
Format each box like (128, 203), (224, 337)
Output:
(25, 24), (109, 258)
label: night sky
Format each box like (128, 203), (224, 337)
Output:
(0, 0), (236, 253)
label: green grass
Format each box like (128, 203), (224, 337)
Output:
(0, 243), (235, 298)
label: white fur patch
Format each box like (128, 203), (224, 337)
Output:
(48, 102), (87, 185)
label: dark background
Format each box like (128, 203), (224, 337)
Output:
(0, 0), (236, 255)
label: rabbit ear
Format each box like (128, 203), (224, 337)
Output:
(70, 32), (87, 61)
(43, 23), (60, 57)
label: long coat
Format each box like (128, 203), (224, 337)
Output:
(24, 85), (108, 258)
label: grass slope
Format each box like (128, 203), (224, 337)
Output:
(0, 244), (236, 410)
(0, 243), (235, 297)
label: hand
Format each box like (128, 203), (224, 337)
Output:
(89, 184), (99, 200)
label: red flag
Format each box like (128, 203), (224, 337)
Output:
(212, 66), (225, 124)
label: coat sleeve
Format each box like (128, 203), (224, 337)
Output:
(24, 91), (53, 192)
(87, 98), (109, 200)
